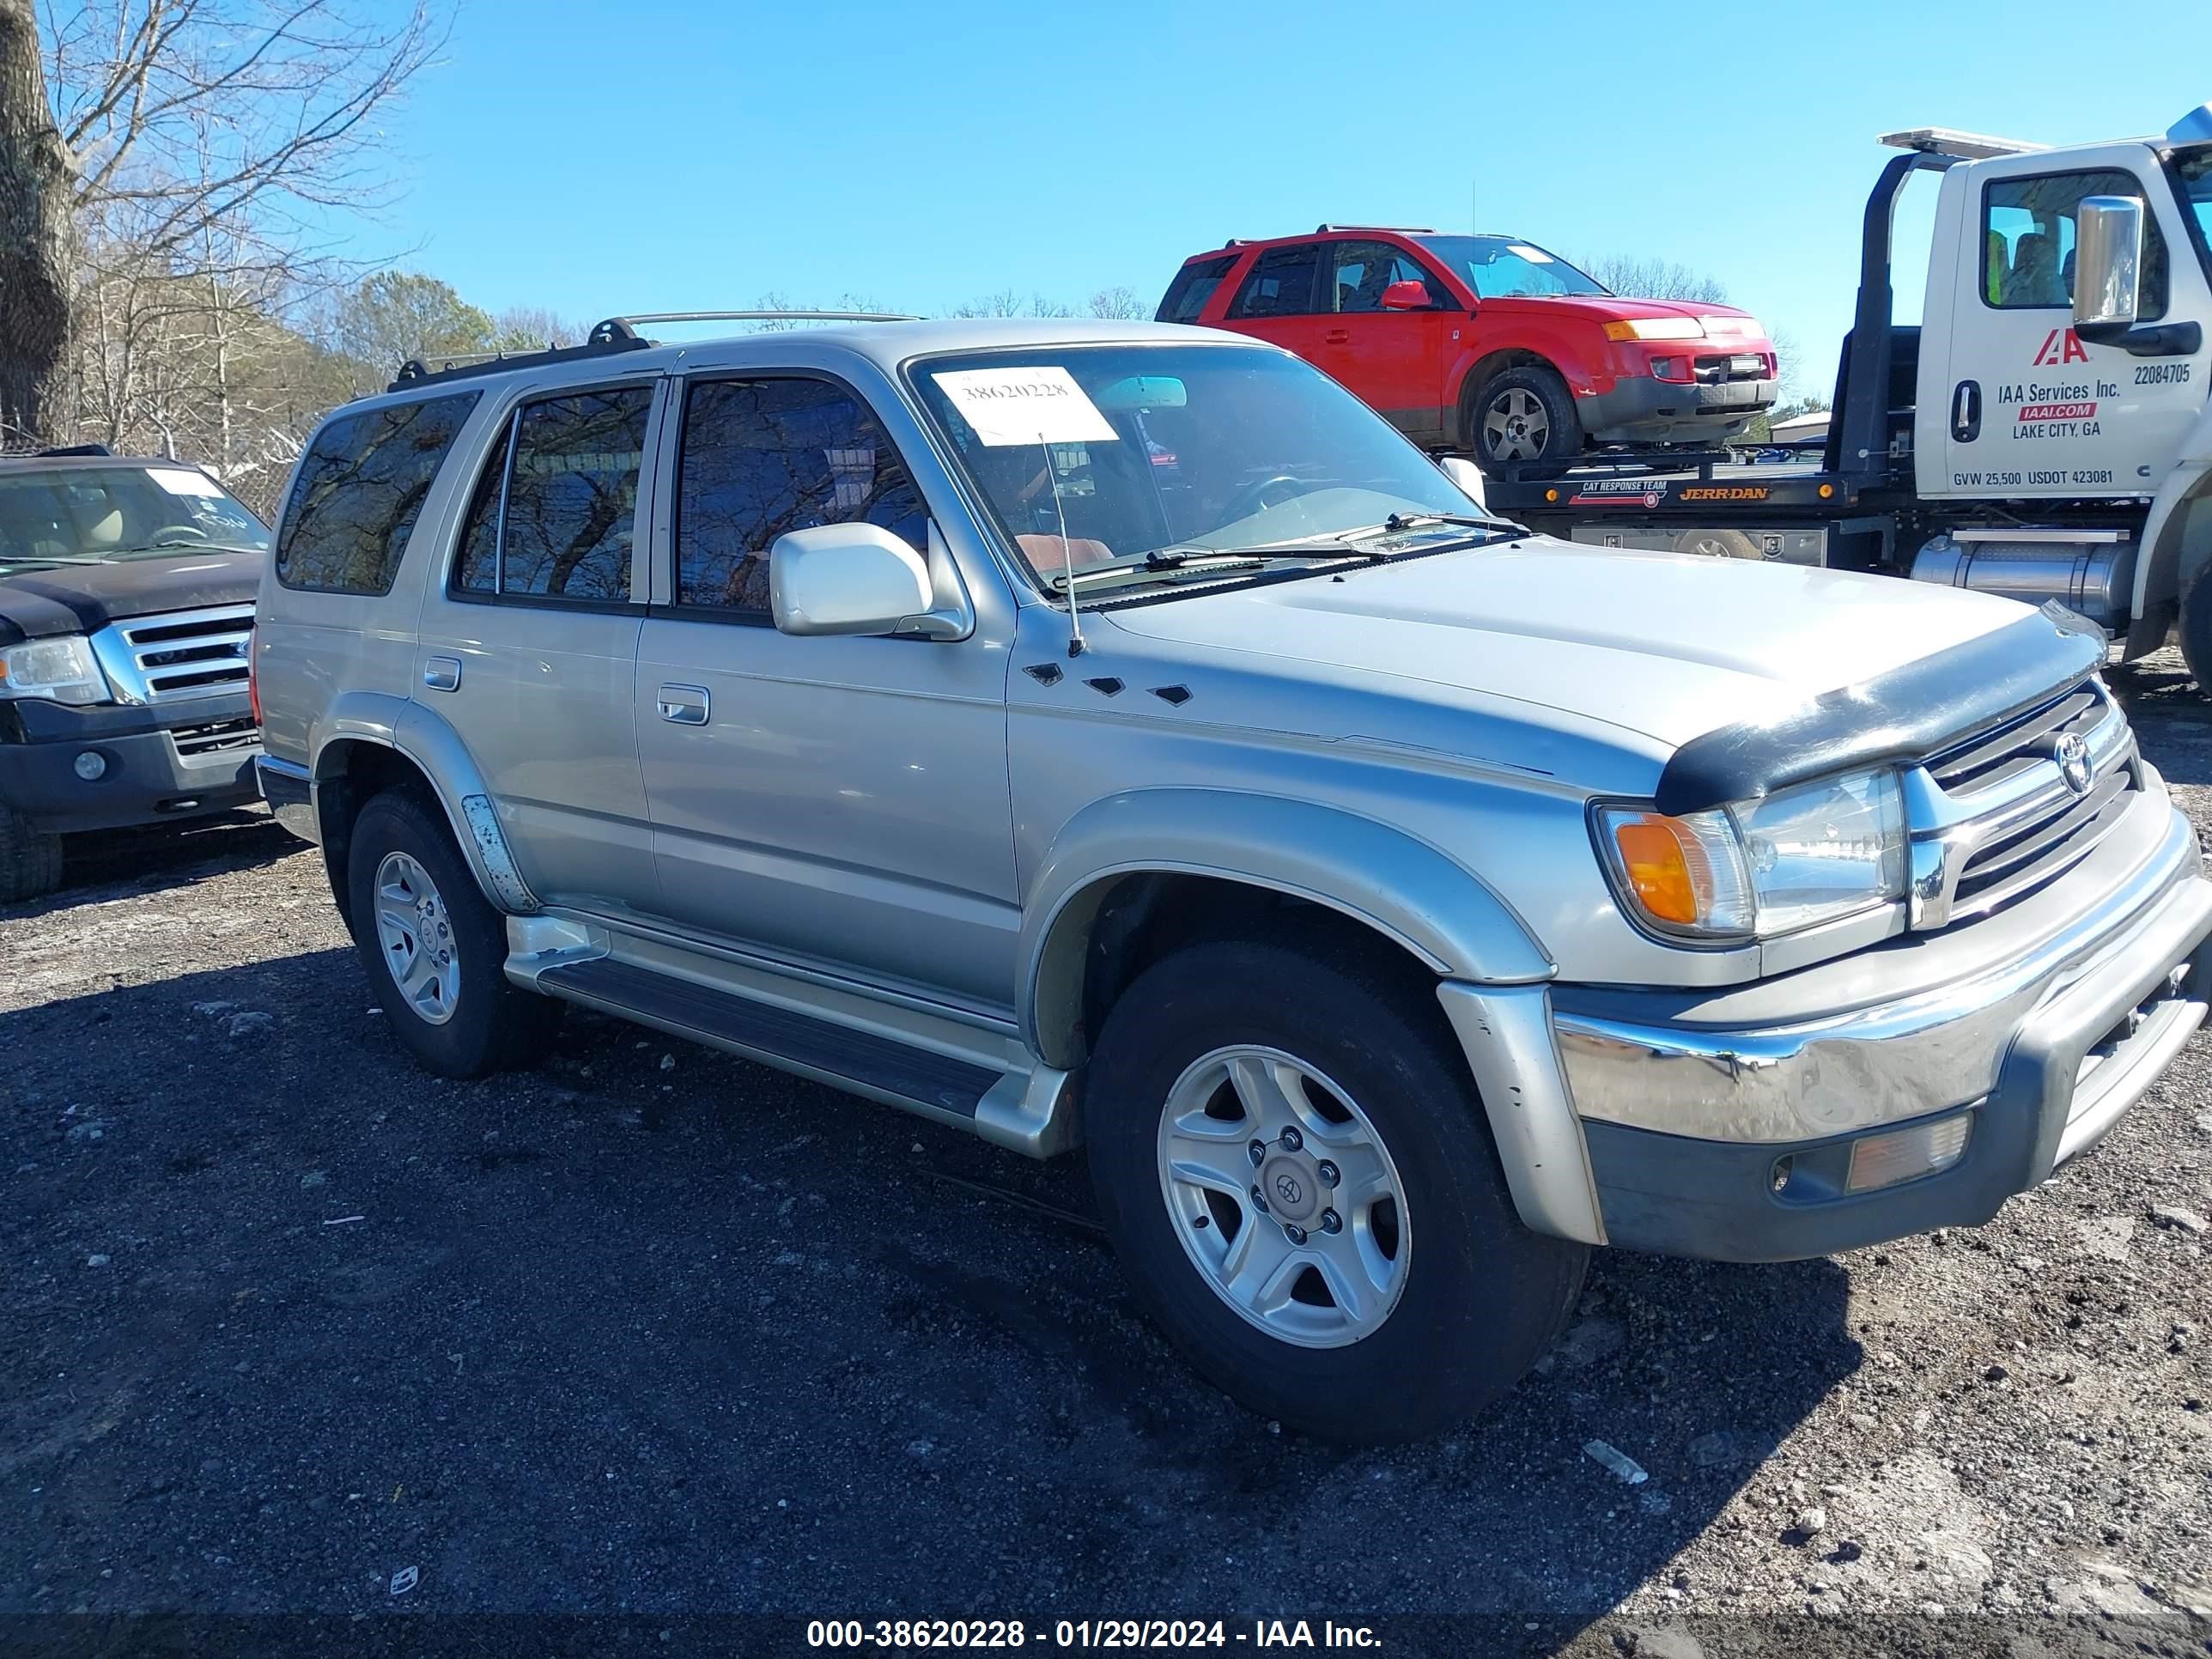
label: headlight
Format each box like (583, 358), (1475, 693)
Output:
(0, 635), (110, 705)
(1699, 313), (1767, 338)
(1595, 769), (1905, 942)
(1601, 317), (1705, 343)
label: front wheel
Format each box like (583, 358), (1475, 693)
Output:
(0, 801), (63, 904)
(2181, 570), (2212, 691)
(1084, 935), (1588, 1443)
(1466, 366), (1583, 479)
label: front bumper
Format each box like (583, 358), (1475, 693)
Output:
(1580, 373), (1777, 444)
(1550, 797), (2212, 1261)
(0, 691), (262, 834)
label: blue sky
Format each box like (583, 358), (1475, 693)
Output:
(383, 0), (2209, 397)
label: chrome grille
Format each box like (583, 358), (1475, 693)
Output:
(88, 604), (254, 705)
(1906, 678), (2139, 930)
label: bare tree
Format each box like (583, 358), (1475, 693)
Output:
(2, 0), (446, 448)
(0, 0), (79, 442)
(1572, 252), (1729, 303)
(1087, 284), (1148, 320)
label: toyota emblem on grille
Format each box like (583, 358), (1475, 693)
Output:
(2054, 731), (2092, 795)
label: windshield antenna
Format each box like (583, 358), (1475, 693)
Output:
(1042, 431), (1086, 657)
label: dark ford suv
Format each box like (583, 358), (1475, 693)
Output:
(0, 449), (269, 901)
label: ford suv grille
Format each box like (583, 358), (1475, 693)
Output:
(88, 604), (255, 706)
(1905, 678), (2140, 930)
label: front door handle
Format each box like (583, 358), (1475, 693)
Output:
(422, 656), (461, 692)
(1951, 380), (1981, 443)
(657, 683), (710, 726)
(1322, 328), (1351, 345)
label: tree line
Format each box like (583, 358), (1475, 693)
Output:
(0, 3), (1797, 523)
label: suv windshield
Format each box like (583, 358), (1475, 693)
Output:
(909, 343), (1495, 593)
(1413, 234), (1607, 300)
(0, 463), (269, 569)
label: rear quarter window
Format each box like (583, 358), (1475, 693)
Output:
(1157, 255), (1237, 323)
(275, 392), (481, 594)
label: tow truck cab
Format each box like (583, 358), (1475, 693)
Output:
(1487, 104), (2212, 677)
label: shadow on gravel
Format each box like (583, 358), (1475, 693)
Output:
(3, 948), (1856, 1620)
(1, 808), (299, 924)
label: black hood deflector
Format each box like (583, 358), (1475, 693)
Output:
(1653, 603), (2108, 815)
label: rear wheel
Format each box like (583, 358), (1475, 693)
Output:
(0, 801), (63, 905)
(1084, 934), (1588, 1443)
(346, 790), (562, 1078)
(1467, 365), (1583, 479)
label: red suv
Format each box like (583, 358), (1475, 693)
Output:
(1158, 228), (1778, 475)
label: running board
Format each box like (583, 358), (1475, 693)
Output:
(525, 950), (1076, 1157)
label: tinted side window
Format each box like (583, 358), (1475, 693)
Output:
(1331, 240), (1450, 312)
(1227, 245), (1322, 319)
(1982, 169), (2168, 316)
(453, 387), (653, 601)
(276, 392), (479, 593)
(1157, 255), (1236, 323)
(675, 379), (926, 613)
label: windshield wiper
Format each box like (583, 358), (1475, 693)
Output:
(0, 554), (108, 568)
(112, 540), (264, 556)
(1048, 542), (1371, 592)
(1375, 511), (1527, 538)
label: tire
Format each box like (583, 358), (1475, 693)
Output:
(0, 801), (63, 904)
(2181, 570), (2212, 691)
(346, 789), (562, 1078)
(1465, 365), (1583, 479)
(1084, 933), (1589, 1443)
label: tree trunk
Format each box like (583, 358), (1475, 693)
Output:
(0, 0), (77, 447)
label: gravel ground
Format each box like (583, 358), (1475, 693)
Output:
(7, 654), (2212, 1656)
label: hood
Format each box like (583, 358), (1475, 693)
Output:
(0, 544), (264, 646)
(1492, 295), (1765, 333)
(1099, 538), (2037, 763)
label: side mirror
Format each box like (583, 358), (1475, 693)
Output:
(1438, 455), (1488, 510)
(2073, 196), (2142, 343)
(1380, 279), (1431, 312)
(769, 522), (933, 637)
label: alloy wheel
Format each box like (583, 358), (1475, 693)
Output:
(1483, 387), (1551, 461)
(373, 850), (460, 1025)
(1154, 1045), (1412, 1348)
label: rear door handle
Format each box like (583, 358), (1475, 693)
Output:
(422, 656), (461, 692)
(657, 683), (709, 725)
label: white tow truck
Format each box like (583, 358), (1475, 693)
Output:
(1489, 104), (2212, 677)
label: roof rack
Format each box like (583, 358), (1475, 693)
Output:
(1314, 223), (1437, 234)
(33, 442), (114, 458)
(594, 309), (917, 334)
(386, 309), (920, 394)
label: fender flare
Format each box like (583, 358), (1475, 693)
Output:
(1018, 787), (1553, 1069)
(309, 690), (538, 914)
(2125, 410), (2212, 651)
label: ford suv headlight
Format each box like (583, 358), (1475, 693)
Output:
(0, 635), (110, 706)
(1594, 769), (1905, 942)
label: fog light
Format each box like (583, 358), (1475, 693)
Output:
(73, 750), (106, 781)
(1846, 1115), (1972, 1194)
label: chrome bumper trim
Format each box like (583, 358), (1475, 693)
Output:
(1555, 802), (2211, 1144)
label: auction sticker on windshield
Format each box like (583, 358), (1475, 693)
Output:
(147, 466), (227, 497)
(931, 368), (1119, 447)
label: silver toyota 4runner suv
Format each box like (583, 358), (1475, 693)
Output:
(253, 314), (2212, 1443)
